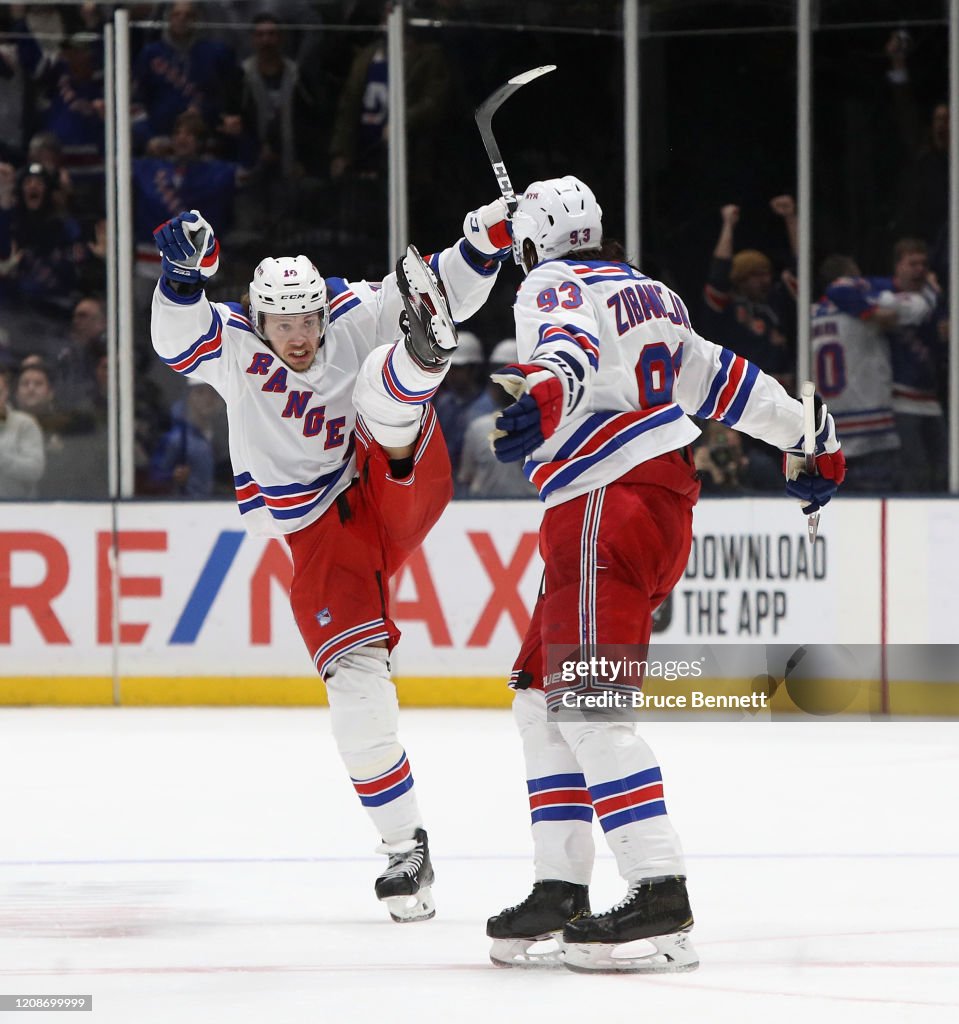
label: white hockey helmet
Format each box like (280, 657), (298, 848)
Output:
(511, 175), (603, 273)
(447, 330), (484, 366)
(248, 255), (328, 339)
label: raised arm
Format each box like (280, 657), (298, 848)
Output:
(150, 211), (232, 388)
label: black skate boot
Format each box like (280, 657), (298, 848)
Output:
(487, 880), (590, 968)
(374, 828), (435, 923)
(563, 875), (698, 974)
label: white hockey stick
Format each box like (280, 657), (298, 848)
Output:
(474, 65), (556, 220)
(801, 380), (821, 543)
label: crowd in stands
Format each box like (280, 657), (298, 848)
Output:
(0, 5), (950, 501)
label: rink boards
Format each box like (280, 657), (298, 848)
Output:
(0, 498), (957, 713)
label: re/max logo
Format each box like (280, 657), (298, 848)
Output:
(0, 527), (543, 651)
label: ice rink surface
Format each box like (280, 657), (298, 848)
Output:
(0, 707), (957, 1023)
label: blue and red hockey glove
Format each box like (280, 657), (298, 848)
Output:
(783, 397), (846, 514)
(489, 363), (564, 462)
(153, 210), (219, 285)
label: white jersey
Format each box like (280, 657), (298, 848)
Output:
(513, 259), (807, 506)
(152, 242), (498, 536)
(811, 298), (898, 458)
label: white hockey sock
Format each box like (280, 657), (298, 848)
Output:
(353, 343), (448, 448)
(513, 689), (595, 885)
(325, 647), (423, 844)
(558, 719), (687, 881)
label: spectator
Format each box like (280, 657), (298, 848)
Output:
(0, 162), (83, 312)
(131, 1), (240, 153)
(230, 0), (326, 65)
(0, 6), (44, 162)
(34, 32), (105, 214)
(702, 200), (796, 391)
(693, 420), (781, 494)
(53, 293), (106, 411)
(329, 4), (455, 239)
(149, 378), (223, 498)
(812, 256), (911, 491)
(0, 365), (44, 498)
(132, 110), (240, 297)
(432, 330), (484, 475)
(13, 357), (94, 498)
(55, 337), (109, 499)
(17, 354), (98, 432)
(231, 14), (325, 178)
(15, 3), (67, 72)
(885, 30), (948, 277)
(26, 133), (73, 214)
(871, 238), (946, 491)
(15, 358), (63, 428)
(458, 338), (538, 499)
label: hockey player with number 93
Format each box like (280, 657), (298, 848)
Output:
(150, 198), (512, 923)
(485, 176), (846, 973)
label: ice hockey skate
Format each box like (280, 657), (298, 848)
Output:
(396, 244), (458, 371)
(562, 875), (699, 974)
(487, 879), (590, 968)
(374, 827), (435, 923)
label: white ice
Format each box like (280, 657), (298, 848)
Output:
(1, 708), (957, 1023)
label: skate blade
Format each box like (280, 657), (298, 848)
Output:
(401, 246), (456, 354)
(563, 931), (699, 974)
(489, 934), (566, 969)
(382, 885), (435, 923)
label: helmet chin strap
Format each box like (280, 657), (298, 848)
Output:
(521, 239), (539, 276)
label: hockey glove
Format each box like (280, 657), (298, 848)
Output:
(783, 395), (846, 514)
(490, 364), (564, 462)
(463, 197), (512, 261)
(154, 210), (219, 285)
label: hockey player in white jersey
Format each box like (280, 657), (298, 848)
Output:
(485, 176), (846, 972)
(151, 200), (512, 923)
(813, 254), (938, 492)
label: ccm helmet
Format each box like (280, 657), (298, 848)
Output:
(511, 175), (603, 274)
(248, 256), (328, 339)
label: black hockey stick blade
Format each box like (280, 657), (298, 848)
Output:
(475, 65), (556, 215)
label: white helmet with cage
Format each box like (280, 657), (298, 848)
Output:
(248, 255), (328, 339)
(511, 175), (603, 274)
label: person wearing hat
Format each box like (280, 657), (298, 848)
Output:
(432, 329), (485, 475)
(702, 200), (795, 392)
(0, 161), (81, 306)
(27, 133), (73, 214)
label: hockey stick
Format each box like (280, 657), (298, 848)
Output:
(801, 380), (821, 542)
(474, 65), (556, 217)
